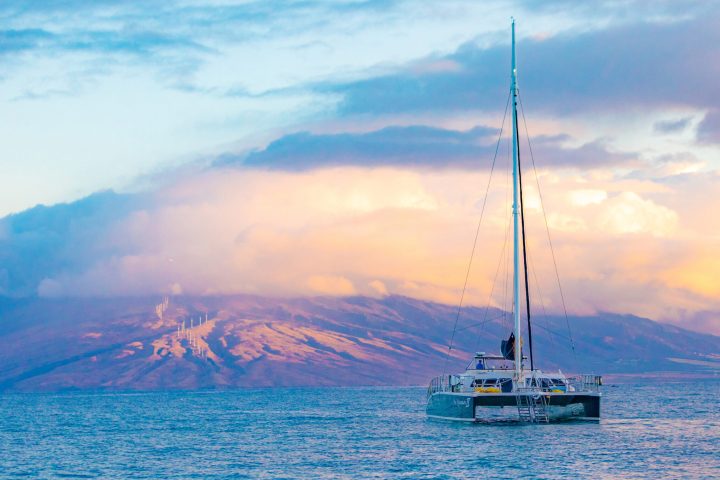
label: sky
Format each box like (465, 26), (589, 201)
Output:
(1, 0), (719, 334)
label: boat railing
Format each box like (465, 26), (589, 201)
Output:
(568, 374), (602, 392)
(427, 375), (453, 398)
(428, 374), (602, 397)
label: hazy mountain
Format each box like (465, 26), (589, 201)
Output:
(0, 295), (717, 392)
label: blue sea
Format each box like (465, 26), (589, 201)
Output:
(1, 380), (718, 479)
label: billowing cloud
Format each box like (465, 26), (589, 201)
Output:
(1, 163), (718, 334)
(596, 192), (677, 236)
(0, 190), (141, 296)
(0, 0), (718, 341)
(2, 0), (719, 217)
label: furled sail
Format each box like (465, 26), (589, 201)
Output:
(500, 332), (515, 360)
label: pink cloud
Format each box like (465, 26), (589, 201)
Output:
(34, 166), (720, 334)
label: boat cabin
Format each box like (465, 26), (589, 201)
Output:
(446, 352), (573, 394)
(465, 352), (514, 372)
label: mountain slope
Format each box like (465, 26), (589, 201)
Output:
(0, 295), (718, 391)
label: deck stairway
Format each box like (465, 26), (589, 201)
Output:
(515, 393), (549, 423)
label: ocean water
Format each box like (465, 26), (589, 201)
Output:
(0, 380), (718, 479)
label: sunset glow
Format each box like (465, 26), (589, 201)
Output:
(1, 1), (718, 335)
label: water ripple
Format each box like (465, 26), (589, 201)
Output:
(0, 381), (718, 479)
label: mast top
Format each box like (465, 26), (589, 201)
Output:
(511, 19), (517, 87)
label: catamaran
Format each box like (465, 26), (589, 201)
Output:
(426, 19), (602, 423)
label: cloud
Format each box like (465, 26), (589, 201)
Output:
(215, 125), (638, 170)
(0, 190), (140, 296)
(654, 117), (692, 134)
(0, 29), (54, 55)
(697, 109), (720, 144)
(0, 27), (208, 58)
(3, 0), (718, 218)
(230, 125), (498, 169)
(596, 192), (678, 236)
(307, 275), (357, 296)
(1, 165), (718, 334)
(325, 12), (720, 117)
(368, 279), (389, 296)
(567, 189), (607, 207)
(528, 135), (639, 169)
(0, 0), (427, 95)
(644, 153), (706, 178)
(0, 0), (718, 339)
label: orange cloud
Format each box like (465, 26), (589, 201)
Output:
(38, 166), (720, 334)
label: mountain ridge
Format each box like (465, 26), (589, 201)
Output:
(0, 294), (718, 391)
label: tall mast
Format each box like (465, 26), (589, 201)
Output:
(511, 18), (522, 382)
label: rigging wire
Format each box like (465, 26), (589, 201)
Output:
(442, 90), (511, 376)
(471, 133), (514, 355)
(472, 209), (512, 354)
(532, 322), (574, 343)
(518, 93), (577, 359)
(527, 250), (559, 352)
(456, 313), (506, 333)
(502, 136), (513, 332)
